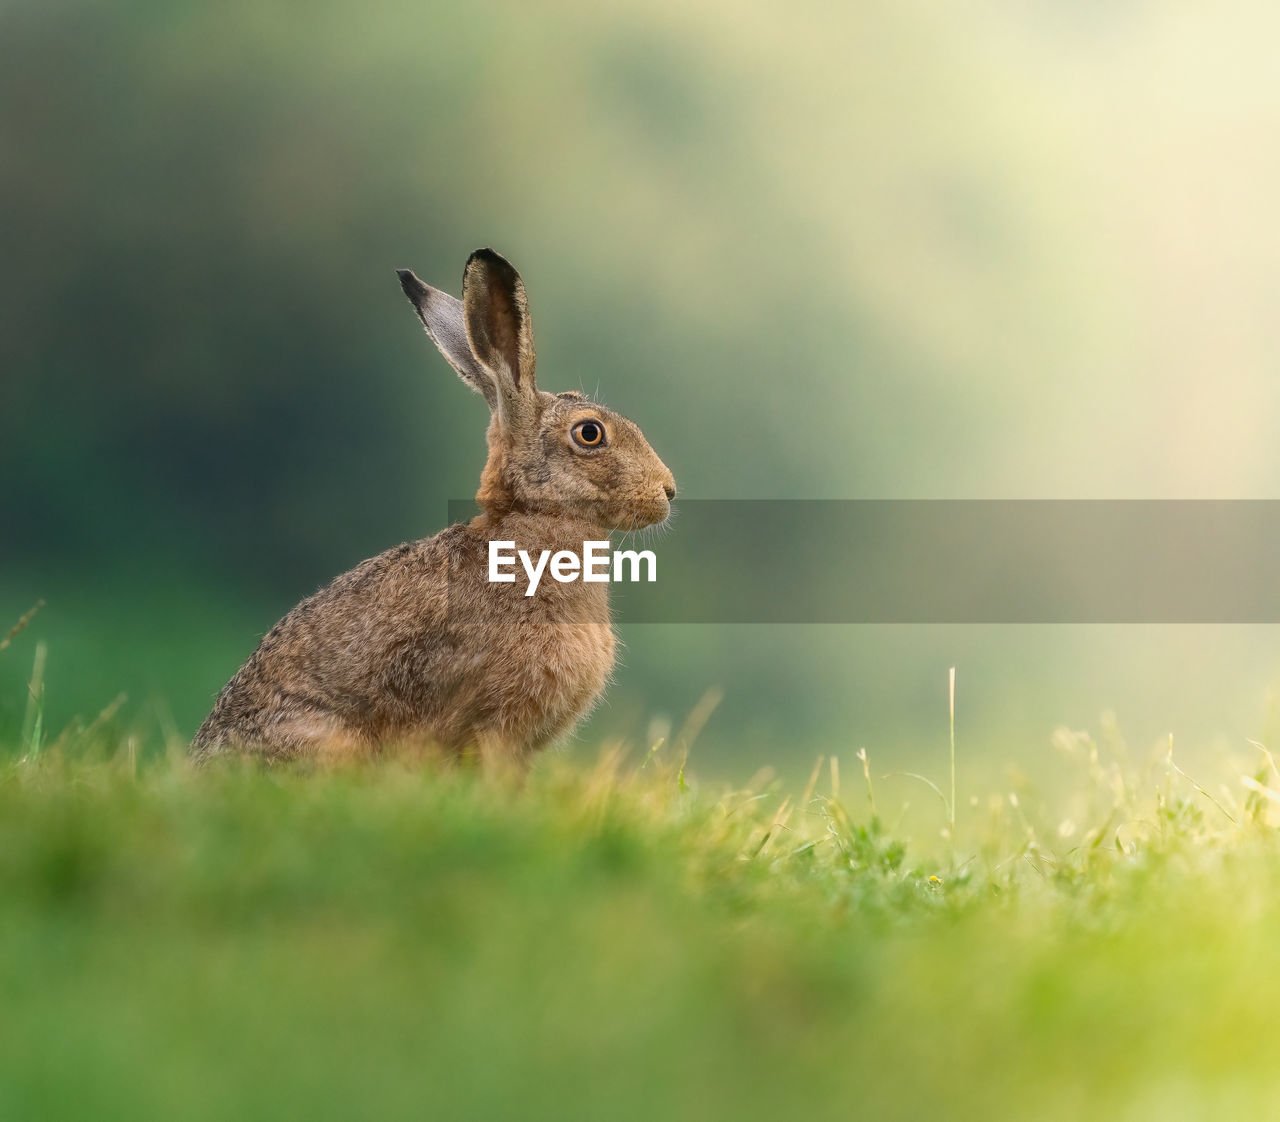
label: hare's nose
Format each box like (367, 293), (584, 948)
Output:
(664, 483), (677, 500)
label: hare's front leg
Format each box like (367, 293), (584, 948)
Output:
(469, 730), (531, 782)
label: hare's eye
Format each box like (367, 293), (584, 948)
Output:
(572, 420), (605, 448)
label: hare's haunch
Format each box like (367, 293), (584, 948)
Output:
(191, 249), (675, 767)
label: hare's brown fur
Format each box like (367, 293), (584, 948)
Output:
(191, 250), (674, 767)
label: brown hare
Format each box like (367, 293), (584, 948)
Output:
(191, 249), (675, 768)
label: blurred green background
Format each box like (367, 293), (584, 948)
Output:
(6, 0), (1280, 783)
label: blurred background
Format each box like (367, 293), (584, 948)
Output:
(5, 0), (1280, 790)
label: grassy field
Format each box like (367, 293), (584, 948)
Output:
(4, 662), (1280, 1122)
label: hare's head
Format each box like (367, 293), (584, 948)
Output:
(398, 250), (675, 531)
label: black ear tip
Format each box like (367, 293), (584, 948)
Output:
(466, 247), (516, 274)
(397, 269), (424, 299)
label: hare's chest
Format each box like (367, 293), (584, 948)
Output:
(523, 617), (615, 704)
(499, 617), (616, 744)
(547, 619), (615, 690)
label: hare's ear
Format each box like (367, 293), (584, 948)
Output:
(461, 249), (537, 403)
(397, 269), (497, 408)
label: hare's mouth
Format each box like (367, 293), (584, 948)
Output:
(610, 499), (672, 534)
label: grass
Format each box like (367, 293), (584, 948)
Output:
(3, 738), (1280, 1118)
(6, 616), (1280, 1118)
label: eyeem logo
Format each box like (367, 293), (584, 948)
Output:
(489, 541), (657, 597)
